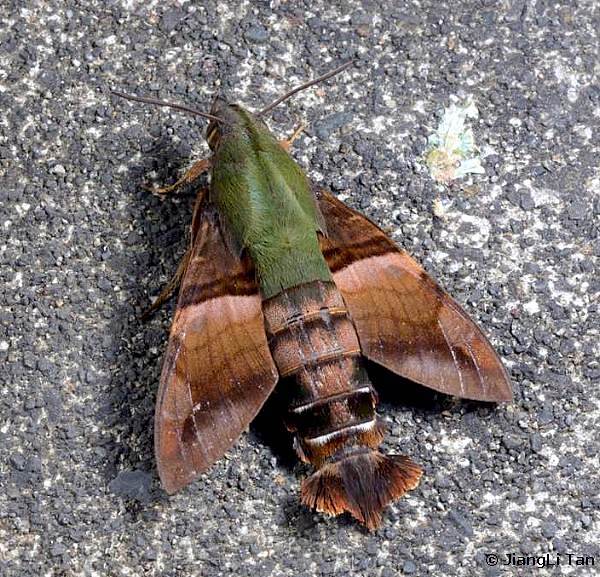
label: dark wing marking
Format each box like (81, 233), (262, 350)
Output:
(318, 190), (512, 402)
(155, 194), (279, 493)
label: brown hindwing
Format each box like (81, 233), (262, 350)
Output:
(318, 190), (512, 402)
(155, 193), (279, 494)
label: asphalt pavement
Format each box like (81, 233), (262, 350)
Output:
(1, 1), (598, 576)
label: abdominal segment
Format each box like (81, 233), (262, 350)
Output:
(262, 281), (384, 465)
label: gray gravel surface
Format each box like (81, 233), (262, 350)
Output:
(1, 1), (599, 576)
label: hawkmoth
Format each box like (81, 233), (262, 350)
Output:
(113, 62), (512, 530)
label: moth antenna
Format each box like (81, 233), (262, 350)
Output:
(258, 60), (354, 116)
(110, 90), (225, 123)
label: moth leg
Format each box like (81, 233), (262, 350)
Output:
(146, 158), (211, 197)
(141, 248), (192, 320)
(279, 122), (306, 151)
(142, 187), (208, 320)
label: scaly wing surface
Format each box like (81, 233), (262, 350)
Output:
(318, 190), (512, 402)
(155, 196), (279, 493)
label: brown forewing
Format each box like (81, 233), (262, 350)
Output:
(155, 194), (279, 494)
(317, 190), (512, 402)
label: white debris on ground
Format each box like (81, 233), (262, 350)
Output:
(425, 98), (485, 185)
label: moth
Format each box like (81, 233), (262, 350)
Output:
(113, 62), (512, 530)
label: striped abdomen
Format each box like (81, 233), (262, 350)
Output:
(262, 280), (384, 466)
(262, 280), (422, 529)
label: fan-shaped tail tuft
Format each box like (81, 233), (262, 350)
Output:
(301, 451), (422, 530)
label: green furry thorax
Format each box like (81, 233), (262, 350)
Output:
(210, 106), (331, 298)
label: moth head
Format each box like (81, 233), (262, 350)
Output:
(206, 93), (237, 151)
(206, 94), (273, 151)
(208, 92), (229, 118)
